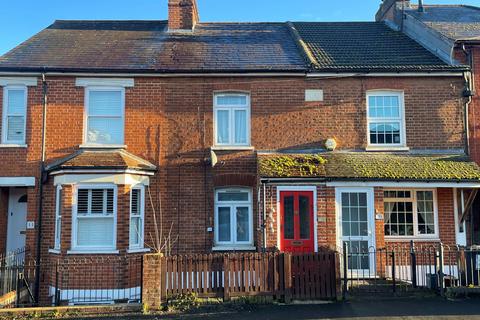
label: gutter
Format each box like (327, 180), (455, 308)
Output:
(260, 176), (480, 184)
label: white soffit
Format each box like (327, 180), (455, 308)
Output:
(53, 173), (150, 186)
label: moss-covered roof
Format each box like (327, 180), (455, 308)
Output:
(258, 153), (480, 182)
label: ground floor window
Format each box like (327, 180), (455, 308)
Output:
(73, 186), (117, 251)
(54, 186), (62, 250)
(214, 188), (253, 247)
(129, 186), (145, 249)
(384, 189), (437, 238)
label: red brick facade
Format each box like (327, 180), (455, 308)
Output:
(0, 75), (467, 254)
(0, 74), (469, 304)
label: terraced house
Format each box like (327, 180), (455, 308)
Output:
(376, 0), (480, 247)
(0, 0), (479, 305)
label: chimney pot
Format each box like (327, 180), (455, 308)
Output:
(418, 0), (425, 12)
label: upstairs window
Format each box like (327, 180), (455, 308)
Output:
(367, 91), (405, 148)
(384, 190), (437, 238)
(85, 88), (124, 146)
(2, 86), (27, 144)
(74, 186), (117, 251)
(214, 93), (250, 147)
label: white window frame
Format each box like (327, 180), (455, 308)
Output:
(366, 90), (407, 149)
(54, 185), (62, 250)
(214, 188), (253, 248)
(83, 86), (125, 147)
(384, 189), (439, 240)
(2, 86), (27, 145)
(71, 184), (118, 253)
(213, 93), (251, 147)
(129, 185), (145, 250)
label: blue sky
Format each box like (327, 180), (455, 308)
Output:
(0, 0), (478, 55)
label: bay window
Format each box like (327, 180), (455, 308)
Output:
(214, 188), (253, 248)
(367, 91), (406, 148)
(73, 186), (117, 251)
(85, 87), (124, 146)
(129, 186), (145, 250)
(2, 86), (27, 144)
(54, 186), (62, 250)
(384, 190), (437, 238)
(214, 93), (250, 147)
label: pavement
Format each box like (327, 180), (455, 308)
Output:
(74, 297), (480, 320)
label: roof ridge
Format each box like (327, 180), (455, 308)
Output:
(54, 19), (168, 23)
(292, 21), (381, 24)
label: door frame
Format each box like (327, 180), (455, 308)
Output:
(335, 187), (376, 272)
(6, 187), (28, 254)
(276, 186), (318, 253)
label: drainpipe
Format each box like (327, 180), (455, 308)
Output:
(262, 183), (267, 252)
(34, 72), (48, 303)
(461, 44), (475, 156)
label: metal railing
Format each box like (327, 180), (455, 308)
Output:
(340, 242), (480, 297)
(0, 254), (143, 307)
(48, 255), (143, 306)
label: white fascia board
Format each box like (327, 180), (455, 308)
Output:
(0, 177), (36, 186)
(326, 181), (480, 188)
(53, 173), (150, 186)
(75, 78), (134, 87)
(0, 77), (37, 86)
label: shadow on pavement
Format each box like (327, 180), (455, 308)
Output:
(73, 297), (480, 320)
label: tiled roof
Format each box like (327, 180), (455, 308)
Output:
(406, 5), (480, 42)
(45, 149), (157, 172)
(0, 20), (306, 73)
(292, 22), (467, 72)
(258, 153), (480, 182)
(0, 19), (466, 73)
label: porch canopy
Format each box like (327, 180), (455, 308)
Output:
(258, 152), (480, 187)
(46, 149), (157, 175)
(45, 149), (157, 185)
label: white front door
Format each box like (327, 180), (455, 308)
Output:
(336, 188), (376, 274)
(6, 188), (27, 254)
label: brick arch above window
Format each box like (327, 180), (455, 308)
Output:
(213, 174), (256, 187)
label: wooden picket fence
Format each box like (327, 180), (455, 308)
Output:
(145, 250), (340, 304)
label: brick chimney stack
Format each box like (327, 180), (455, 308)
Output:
(375, 0), (410, 24)
(168, 0), (199, 32)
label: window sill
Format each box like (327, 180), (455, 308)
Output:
(385, 237), (440, 242)
(211, 146), (255, 151)
(79, 144), (127, 149)
(127, 248), (151, 254)
(48, 249), (61, 255)
(0, 144), (27, 148)
(212, 246), (256, 252)
(366, 146), (410, 152)
(67, 250), (119, 255)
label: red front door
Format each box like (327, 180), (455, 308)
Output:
(280, 191), (315, 253)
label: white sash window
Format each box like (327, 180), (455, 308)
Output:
(73, 186), (117, 251)
(2, 86), (27, 144)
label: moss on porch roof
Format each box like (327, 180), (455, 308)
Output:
(258, 153), (480, 182)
